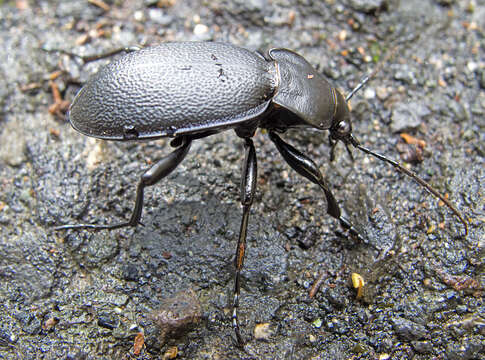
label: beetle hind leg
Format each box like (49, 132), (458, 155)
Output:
(269, 131), (362, 241)
(232, 138), (257, 346)
(55, 138), (192, 231)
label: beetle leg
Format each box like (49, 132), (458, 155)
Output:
(328, 135), (337, 162)
(269, 131), (361, 240)
(232, 138), (257, 346)
(45, 46), (142, 64)
(55, 138), (192, 231)
(80, 46), (141, 63)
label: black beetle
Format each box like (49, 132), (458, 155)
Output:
(56, 41), (467, 344)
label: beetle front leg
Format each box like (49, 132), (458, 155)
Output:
(55, 138), (192, 231)
(232, 138), (257, 346)
(269, 131), (361, 240)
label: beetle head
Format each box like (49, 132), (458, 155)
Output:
(329, 90), (359, 154)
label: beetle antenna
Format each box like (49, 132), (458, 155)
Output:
(352, 140), (468, 236)
(345, 44), (401, 102)
(346, 34), (421, 102)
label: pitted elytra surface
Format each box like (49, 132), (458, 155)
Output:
(69, 42), (277, 140)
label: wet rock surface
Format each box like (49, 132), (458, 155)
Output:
(0, 0), (483, 359)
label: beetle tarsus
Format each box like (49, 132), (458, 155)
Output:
(338, 215), (363, 242)
(80, 46), (142, 63)
(54, 222), (130, 231)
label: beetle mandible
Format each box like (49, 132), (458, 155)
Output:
(55, 41), (468, 344)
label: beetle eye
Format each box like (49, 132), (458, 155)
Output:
(337, 121), (350, 135)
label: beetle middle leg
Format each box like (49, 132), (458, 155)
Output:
(232, 137), (257, 346)
(55, 137), (192, 231)
(268, 131), (361, 240)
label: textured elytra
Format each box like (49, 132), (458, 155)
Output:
(69, 42), (278, 140)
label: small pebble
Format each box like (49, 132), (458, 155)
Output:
(363, 87), (376, 100)
(254, 323), (272, 340)
(193, 24), (208, 36)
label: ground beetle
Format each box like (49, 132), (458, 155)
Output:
(55, 41), (468, 344)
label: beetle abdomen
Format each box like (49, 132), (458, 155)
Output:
(69, 42), (277, 140)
